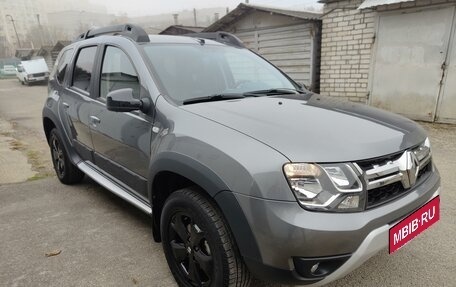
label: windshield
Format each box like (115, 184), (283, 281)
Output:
(142, 44), (297, 103)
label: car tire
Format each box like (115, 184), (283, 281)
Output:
(161, 188), (251, 287)
(49, 128), (84, 184)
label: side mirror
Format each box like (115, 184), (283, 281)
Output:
(106, 88), (151, 113)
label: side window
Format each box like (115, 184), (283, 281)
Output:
(72, 46), (97, 92)
(54, 48), (73, 84)
(100, 46), (140, 99)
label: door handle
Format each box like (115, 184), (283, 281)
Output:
(62, 102), (70, 109)
(90, 116), (101, 127)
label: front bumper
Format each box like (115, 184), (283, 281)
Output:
(316, 187), (439, 286)
(26, 76), (48, 82)
(235, 170), (440, 285)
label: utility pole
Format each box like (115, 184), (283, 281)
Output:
(193, 8), (197, 26)
(5, 14), (21, 48)
(36, 14), (44, 47)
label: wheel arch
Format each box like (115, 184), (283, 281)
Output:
(43, 116), (56, 143)
(148, 152), (263, 263)
(42, 108), (82, 166)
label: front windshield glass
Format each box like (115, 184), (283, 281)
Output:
(142, 44), (297, 103)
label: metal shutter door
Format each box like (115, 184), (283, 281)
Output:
(236, 24), (313, 86)
(370, 7), (455, 121)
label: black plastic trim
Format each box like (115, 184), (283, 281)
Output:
(244, 258), (322, 285)
(214, 191), (263, 264)
(293, 254), (351, 279)
(93, 152), (148, 200)
(74, 24), (150, 43)
(186, 32), (245, 48)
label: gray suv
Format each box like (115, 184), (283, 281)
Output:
(42, 24), (441, 286)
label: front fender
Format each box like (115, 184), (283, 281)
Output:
(147, 152), (263, 263)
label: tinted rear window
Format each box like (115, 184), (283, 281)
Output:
(55, 49), (73, 84)
(72, 46), (97, 92)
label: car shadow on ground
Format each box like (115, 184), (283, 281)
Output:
(76, 176), (152, 229)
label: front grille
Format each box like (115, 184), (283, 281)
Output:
(32, 72), (45, 77)
(356, 151), (403, 171)
(357, 145), (432, 209)
(367, 182), (404, 208)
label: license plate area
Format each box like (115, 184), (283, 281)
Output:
(389, 196), (440, 254)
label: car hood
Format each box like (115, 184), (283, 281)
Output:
(181, 94), (427, 162)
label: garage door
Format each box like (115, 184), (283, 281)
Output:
(235, 23), (316, 89)
(370, 6), (456, 122)
(437, 16), (456, 124)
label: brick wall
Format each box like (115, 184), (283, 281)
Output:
(319, 0), (454, 103)
(320, 0), (374, 103)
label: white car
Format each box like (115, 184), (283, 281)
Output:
(2, 65), (17, 76)
(16, 58), (49, 85)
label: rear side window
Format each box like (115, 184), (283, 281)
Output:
(72, 46), (97, 92)
(54, 49), (73, 84)
(100, 46), (140, 99)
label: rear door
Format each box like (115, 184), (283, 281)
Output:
(89, 45), (152, 200)
(60, 45), (99, 160)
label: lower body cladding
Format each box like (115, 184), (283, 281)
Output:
(231, 171), (440, 285)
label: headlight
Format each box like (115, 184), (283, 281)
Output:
(424, 137), (430, 148)
(283, 163), (365, 212)
(414, 137), (431, 162)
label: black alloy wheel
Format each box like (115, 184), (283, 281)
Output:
(48, 128), (84, 184)
(51, 134), (65, 178)
(169, 211), (213, 286)
(161, 188), (251, 287)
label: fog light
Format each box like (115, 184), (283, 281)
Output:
(310, 262), (320, 274)
(338, 195), (359, 209)
(294, 254), (351, 279)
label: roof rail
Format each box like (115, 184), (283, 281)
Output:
(186, 32), (245, 48)
(73, 24), (149, 43)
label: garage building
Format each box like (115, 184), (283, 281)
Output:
(319, 0), (456, 123)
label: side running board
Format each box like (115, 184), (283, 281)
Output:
(77, 161), (152, 214)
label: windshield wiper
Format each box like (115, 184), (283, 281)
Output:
(243, 88), (304, 96)
(183, 93), (245, 105)
(182, 89), (306, 105)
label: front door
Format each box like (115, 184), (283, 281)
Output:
(89, 45), (152, 200)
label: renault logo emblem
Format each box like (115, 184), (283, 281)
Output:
(399, 151), (420, 189)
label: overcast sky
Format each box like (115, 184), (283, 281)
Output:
(89, 0), (322, 17)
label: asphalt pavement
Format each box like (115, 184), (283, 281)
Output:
(0, 79), (455, 286)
